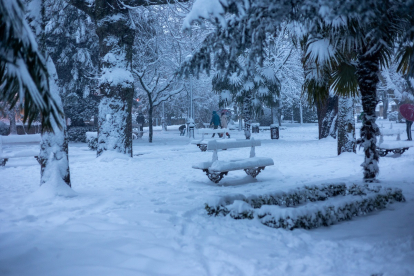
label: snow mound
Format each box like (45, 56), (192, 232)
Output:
(96, 151), (132, 162)
(27, 167), (77, 202)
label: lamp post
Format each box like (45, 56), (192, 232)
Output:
(187, 74), (195, 138)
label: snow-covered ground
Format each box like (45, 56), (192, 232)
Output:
(1, 121), (413, 276)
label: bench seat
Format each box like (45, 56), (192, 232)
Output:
(1, 149), (39, 159)
(193, 157), (274, 172)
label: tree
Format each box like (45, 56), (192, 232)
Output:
(25, 0), (72, 187)
(69, 0), (188, 157)
(0, 0), (62, 130)
(43, 0), (99, 129)
(131, 6), (187, 142)
(212, 53), (281, 139)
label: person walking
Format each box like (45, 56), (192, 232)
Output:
(220, 110), (231, 138)
(136, 113), (145, 132)
(210, 111), (221, 137)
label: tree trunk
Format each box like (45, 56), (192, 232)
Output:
(383, 91), (390, 119)
(357, 46), (381, 182)
(39, 58), (71, 187)
(337, 96), (356, 155)
(243, 94), (252, 139)
(33, 0), (71, 188)
(8, 107), (17, 135)
(95, 0), (133, 157)
(317, 96), (338, 139)
(271, 106), (278, 125)
(148, 103), (153, 143)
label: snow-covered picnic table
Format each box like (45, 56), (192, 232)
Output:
(0, 134), (41, 166)
(192, 138), (274, 183)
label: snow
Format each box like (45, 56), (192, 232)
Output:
(208, 157), (274, 172)
(182, 0), (226, 30)
(1, 122), (414, 275)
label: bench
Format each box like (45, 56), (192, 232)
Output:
(0, 134), (41, 166)
(191, 128), (229, 151)
(376, 127), (411, 156)
(192, 138), (274, 183)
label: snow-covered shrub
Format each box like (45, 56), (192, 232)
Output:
(205, 184), (405, 230)
(85, 131), (98, 150)
(0, 121), (9, 136)
(388, 111), (398, 121)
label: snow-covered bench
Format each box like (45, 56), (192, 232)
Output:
(259, 126), (270, 132)
(191, 128), (229, 151)
(0, 134), (41, 166)
(192, 138), (274, 183)
(377, 127), (412, 156)
(378, 128), (403, 143)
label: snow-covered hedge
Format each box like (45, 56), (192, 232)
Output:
(67, 126), (97, 142)
(205, 184), (405, 230)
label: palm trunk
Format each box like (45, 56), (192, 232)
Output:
(95, 0), (133, 157)
(317, 96), (338, 139)
(357, 46), (381, 182)
(337, 96), (356, 155)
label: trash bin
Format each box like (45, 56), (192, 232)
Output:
(270, 124), (279, 139)
(188, 123), (195, 139)
(251, 123), (260, 133)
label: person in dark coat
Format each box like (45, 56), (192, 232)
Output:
(406, 120), (413, 141)
(179, 124), (186, 136)
(136, 113), (145, 131)
(210, 111), (221, 137)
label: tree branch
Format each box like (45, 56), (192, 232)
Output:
(67, 0), (94, 18)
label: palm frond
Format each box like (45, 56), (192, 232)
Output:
(330, 61), (359, 97)
(396, 44), (414, 78)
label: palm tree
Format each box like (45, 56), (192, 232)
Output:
(303, 6), (407, 181)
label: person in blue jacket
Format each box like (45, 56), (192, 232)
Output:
(210, 111), (221, 137)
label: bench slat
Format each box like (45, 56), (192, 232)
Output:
(197, 128), (228, 134)
(209, 157), (274, 172)
(1, 134), (41, 144)
(207, 139), (261, 150)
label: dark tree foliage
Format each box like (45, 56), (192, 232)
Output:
(44, 3), (99, 127)
(0, 0), (62, 131)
